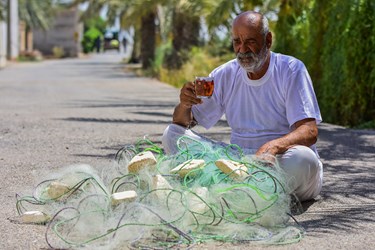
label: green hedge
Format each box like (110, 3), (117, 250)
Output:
(274, 0), (375, 128)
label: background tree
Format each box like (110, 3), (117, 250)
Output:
(163, 1), (202, 70)
(140, 8), (156, 69)
(18, 0), (54, 30)
(317, 0), (375, 127)
(273, 0), (374, 127)
(0, 0), (5, 21)
(273, 0), (310, 58)
(18, 0), (56, 51)
(304, 0), (329, 90)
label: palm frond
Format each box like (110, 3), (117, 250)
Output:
(18, 0), (55, 29)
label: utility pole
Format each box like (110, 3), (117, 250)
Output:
(0, 0), (7, 68)
(6, 0), (18, 60)
(0, 20), (6, 68)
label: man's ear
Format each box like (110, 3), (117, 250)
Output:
(266, 32), (272, 49)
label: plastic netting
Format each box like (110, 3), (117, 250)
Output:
(14, 137), (304, 249)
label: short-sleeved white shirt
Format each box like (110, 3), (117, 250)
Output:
(192, 52), (322, 155)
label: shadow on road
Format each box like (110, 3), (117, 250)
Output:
(299, 124), (375, 235)
(65, 101), (176, 109)
(60, 117), (171, 125)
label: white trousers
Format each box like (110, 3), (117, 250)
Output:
(162, 124), (323, 202)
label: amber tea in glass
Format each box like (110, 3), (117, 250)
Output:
(194, 76), (214, 98)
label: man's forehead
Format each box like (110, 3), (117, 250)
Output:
(231, 33), (258, 40)
(231, 23), (261, 38)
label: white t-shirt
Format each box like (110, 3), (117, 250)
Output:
(192, 52), (322, 154)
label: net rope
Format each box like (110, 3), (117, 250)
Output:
(14, 136), (305, 249)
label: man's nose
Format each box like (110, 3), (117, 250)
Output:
(238, 43), (248, 54)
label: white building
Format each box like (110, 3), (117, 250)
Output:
(0, 3), (83, 69)
(33, 8), (83, 57)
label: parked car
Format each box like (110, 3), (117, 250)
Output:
(103, 38), (120, 51)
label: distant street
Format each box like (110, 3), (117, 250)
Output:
(0, 53), (374, 249)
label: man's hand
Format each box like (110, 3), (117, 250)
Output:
(256, 141), (279, 156)
(179, 82), (202, 108)
(255, 141), (279, 163)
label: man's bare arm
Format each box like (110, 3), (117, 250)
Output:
(173, 103), (194, 127)
(256, 118), (318, 156)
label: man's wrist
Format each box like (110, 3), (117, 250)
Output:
(171, 118), (197, 129)
(188, 118), (198, 129)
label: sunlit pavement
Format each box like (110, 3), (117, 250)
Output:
(0, 53), (374, 249)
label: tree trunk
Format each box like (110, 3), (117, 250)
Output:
(141, 10), (156, 70)
(164, 8), (200, 69)
(129, 28), (141, 64)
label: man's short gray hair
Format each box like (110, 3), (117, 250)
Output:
(260, 14), (269, 37)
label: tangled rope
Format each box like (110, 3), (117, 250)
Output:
(13, 137), (304, 249)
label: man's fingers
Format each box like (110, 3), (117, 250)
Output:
(180, 82), (202, 107)
(253, 153), (276, 167)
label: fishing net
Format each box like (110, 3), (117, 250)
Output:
(13, 136), (304, 249)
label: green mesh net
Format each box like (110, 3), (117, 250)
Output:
(13, 137), (304, 249)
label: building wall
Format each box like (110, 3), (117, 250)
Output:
(0, 21), (6, 68)
(33, 8), (82, 57)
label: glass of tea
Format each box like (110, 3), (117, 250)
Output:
(194, 76), (214, 98)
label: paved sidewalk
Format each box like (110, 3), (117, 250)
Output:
(0, 53), (374, 249)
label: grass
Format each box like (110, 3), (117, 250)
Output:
(355, 120), (375, 130)
(157, 47), (231, 88)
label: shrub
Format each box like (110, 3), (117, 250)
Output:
(52, 46), (65, 58)
(159, 47), (225, 88)
(81, 27), (102, 53)
(18, 50), (43, 62)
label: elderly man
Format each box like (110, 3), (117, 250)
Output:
(162, 11), (323, 202)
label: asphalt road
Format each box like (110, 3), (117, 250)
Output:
(0, 53), (374, 249)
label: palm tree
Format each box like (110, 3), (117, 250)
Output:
(18, 0), (56, 51)
(140, 8), (156, 69)
(117, 0), (160, 69)
(162, 0), (203, 69)
(18, 0), (54, 30)
(70, 0), (108, 21)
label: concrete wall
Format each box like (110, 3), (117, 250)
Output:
(0, 21), (6, 68)
(33, 8), (82, 57)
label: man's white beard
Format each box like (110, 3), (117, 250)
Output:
(237, 44), (268, 73)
